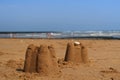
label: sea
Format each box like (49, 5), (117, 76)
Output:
(0, 26), (120, 39)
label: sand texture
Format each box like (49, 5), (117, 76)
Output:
(0, 39), (120, 80)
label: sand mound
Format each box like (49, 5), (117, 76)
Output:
(0, 51), (7, 56)
(24, 44), (59, 76)
(6, 59), (24, 69)
(64, 42), (89, 64)
(6, 60), (17, 68)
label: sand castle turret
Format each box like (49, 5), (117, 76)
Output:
(24, 44), (59, 75)
(64, 42), (75, 62)
(48, 45), (58, 70)
(64, 42), (88, 64)
(24, 44), (38, 73)
(37, 45), (59, 75)
(81, 46), (88, 63)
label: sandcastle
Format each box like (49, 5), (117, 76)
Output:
(24, 41), (88, 75)
(64, 41), (88, 64)
(24, 44), (59, 75)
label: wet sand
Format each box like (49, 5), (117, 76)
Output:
(0, 39), (120, 80)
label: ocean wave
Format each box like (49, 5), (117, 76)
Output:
(0, 31), (120, 39)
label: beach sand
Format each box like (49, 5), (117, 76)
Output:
(0, 39), (120, 80)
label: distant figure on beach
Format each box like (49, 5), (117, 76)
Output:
(47, 33), (52, 39)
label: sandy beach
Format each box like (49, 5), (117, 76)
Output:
(0, 39), (120, 80)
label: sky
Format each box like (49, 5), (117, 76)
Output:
(0, 0), (120, 31)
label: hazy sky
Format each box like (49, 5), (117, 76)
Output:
(0, 0), (120, 31)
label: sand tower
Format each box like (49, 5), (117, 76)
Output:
(64, 42), (88, 64)
(24, 44), (38, 73)
(37, 45), (53, 75)
(24, 44), (58, 75)
(48, 45), (58, 70)
(74, 42), (82, 63)
(64, 42), (75, 62)
(81, 46), (89, 63)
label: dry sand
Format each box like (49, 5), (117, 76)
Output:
(0, 39), (120, 80)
